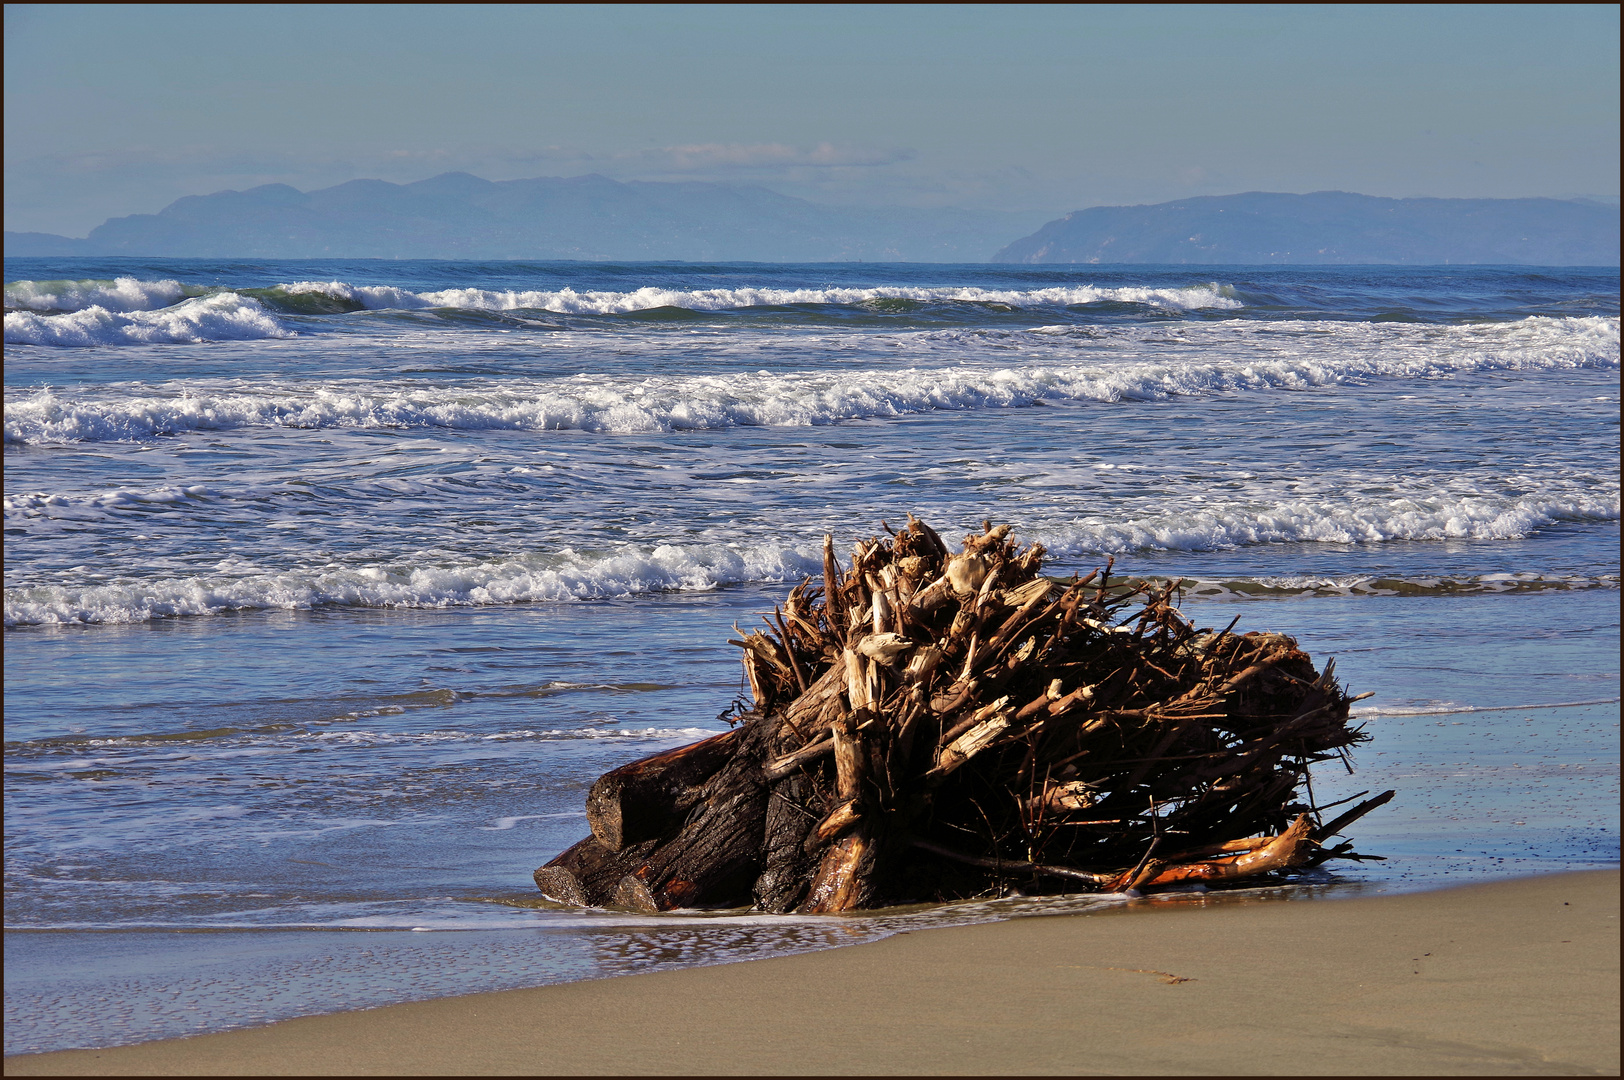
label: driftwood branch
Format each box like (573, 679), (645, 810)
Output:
(537, 516), (1387, 913)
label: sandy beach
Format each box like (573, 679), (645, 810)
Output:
(6, 869), (1616, 1076)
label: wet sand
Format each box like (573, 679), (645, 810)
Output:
(7, 870), (1617, 1076)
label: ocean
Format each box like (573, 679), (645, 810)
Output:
(4, 259), (1619, 1054)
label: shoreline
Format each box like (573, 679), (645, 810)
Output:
(7, 869), (1617, 1076)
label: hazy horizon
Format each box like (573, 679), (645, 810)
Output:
(10, 169), (1622, 248)
(5, 4), (1619, 237)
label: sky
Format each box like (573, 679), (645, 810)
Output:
(5, 4), (1619, 237)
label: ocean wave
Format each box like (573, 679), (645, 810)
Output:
(279, 280), (1245, 314)
(5, 317), (1616, 443)
(1350, 697), (1621, 717)
(1176, 571), (1621, 600)
(3, 277), (193, 314)
(2, 293), (293, 346)
(1, 275), (1243, 325)
(274, 725), (725, 747)
(10, 726), (726, 759)
(3, 484), (230, 513)
(6, 487), (1619, 625)
(1038, 490), (1619, 554)
(2, 542), (823, 625)
(274, 281), (420, 311)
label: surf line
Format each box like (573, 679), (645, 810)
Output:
(1351, 697), (1621, 718)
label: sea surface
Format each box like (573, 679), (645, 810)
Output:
(4, 260), (1619, 1054)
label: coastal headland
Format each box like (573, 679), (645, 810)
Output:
(8, 869), (1617, 1076)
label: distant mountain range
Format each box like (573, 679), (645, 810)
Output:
(2, 173), (1049, 263)
(993, 191), (1619, 265)
(5, 181), (1617, 265)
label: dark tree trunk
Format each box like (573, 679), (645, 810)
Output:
(585, 727), (744, 851)
(603, 719), (773, 911)
(753, 771), (822, 912)
(533, 834), (660, 906)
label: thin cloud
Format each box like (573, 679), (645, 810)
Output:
(628, 142), (914, 171)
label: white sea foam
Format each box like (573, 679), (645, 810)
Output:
(1036, 490), (1620, 554)
(3, 275), (1241, 323)
(2, 542), (824, 625)
(7, 726), (729, 761)
(2, 293), (293, 346)
(1179, 571), (1620, 599)
(280, 280), (1244, 313)
(5, 316), (1615, 443)
(6, 485), (1618, 625)
(274, 725), (726, 748)
(1350, 697), (1621, 717)
(3, 277), (190, 313)
(3, 484), (227, 513)
(2, 277), (1237, 346)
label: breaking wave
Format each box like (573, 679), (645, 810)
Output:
(1349, 697), (1621, 717)
(6, 488), (1618, 625)
(276, 279), (1244, 314)
(2, 542), (824, 625)
(3, 277), (196, 314)
(2, 293), (293, 346)
(2, 276), (1244, 346)
(5, 317), (1615, 443)
(1039, 490), (1619, 554)
(1177, 571), (1620, 600)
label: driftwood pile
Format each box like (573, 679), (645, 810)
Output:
(536, 518), (1392, 913)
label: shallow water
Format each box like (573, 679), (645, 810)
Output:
(4, 260), (1618, 1053)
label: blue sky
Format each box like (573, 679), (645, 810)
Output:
(5, 4), (1619, 236)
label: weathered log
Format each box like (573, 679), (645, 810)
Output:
(753, 771), (822, 912)
(598, 721), (772, 910)
(585, 727), (743, 851)
(532, 864), (589, 906)
(937, 692), (1007, 747)
(611, 873), (660, 912)
(534, 834), (660, 906)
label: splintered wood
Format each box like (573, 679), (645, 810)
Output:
(535, 518), (1393, 913)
